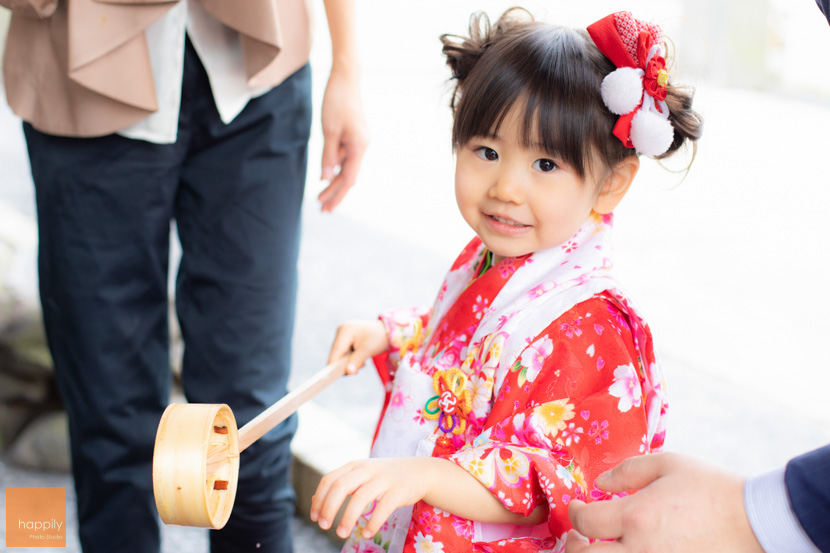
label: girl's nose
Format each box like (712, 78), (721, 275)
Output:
(488, 168), (525, 204)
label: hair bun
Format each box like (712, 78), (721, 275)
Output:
(440, 12), (491, 82)
(659, 81), (703, 160)
(441, 9), (533, 83)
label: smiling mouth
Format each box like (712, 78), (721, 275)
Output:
(488, 214), (529, 228)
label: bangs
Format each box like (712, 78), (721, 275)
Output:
(452, 25), (617, 179)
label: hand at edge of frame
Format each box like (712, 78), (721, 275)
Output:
(564, 452), (765, 553)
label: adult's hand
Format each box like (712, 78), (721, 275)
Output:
(318, 0), (369, 212)
(318, 69), (369, 212)
(565, 452), (765, 553)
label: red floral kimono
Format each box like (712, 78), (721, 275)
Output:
(343, 213), (668, 553)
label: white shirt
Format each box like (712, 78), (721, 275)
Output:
(118, 0), (271, 144)
(744, 468), (821, 552)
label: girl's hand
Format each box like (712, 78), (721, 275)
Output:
(328, 320), (389, 375)
(311, 456), (548, 540)
(310, 458), (429, 539)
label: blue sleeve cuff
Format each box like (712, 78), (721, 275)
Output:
(744, 468), (821, 553)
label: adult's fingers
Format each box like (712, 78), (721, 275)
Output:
(567, 499), (624, 540)
(317, 144), (344, 208)
(595, 452), (677, 494)
(564, 530), (626, 553)
(336, 137), (367, 191)
(318, 141), (365, 212)
(320, 129), (342, 184)
(318, 176), (348, 213)
(564, 529), (592, 553)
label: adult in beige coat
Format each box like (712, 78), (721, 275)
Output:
(1, 1), (368, 552)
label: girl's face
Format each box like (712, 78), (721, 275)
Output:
(455, 105), (605, 264)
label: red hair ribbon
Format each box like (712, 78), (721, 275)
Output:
(587, 12), (673, 156)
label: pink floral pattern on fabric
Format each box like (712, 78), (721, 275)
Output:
(346, 214), (667, 553)
(608, 364), (643, 413)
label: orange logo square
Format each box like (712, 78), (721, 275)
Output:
(6, 487), (66, 547)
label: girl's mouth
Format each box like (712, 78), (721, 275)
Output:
(485, 213), (531, 235)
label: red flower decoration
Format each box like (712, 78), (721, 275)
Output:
(643, 55), (668, 102)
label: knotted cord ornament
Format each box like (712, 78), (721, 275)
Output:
(424, 369), (472, 447)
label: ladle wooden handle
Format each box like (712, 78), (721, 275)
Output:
(205, 357), (348, 473)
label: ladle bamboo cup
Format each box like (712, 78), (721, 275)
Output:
(153, 357), (348, 529)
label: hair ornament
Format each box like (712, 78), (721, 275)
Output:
(587, 12), (674, 157)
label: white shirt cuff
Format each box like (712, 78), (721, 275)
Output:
(744, 467), (821, 553)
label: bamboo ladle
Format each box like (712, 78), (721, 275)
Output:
(152, 357), (348, 529)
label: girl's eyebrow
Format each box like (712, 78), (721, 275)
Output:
(474, 131), (558, 157)
(475, 131), (502, 141)
(526, 139), (561, 158)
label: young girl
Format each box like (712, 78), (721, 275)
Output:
(311, 8), (702, 552)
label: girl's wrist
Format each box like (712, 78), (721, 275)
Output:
(419, 457), (444, 502)
(419, 457), (463, 508)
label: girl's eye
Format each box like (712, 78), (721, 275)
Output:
(533, 158), (558, 173)
(475, 147), (499, 161)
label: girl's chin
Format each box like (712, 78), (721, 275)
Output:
(479, 241), (530, 265)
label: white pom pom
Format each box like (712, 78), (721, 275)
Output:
(630, 109), (674, 157)
(600, 67), (644, 115)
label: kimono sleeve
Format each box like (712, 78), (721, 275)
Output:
(372, 306), (431, 386)
(445, 298), (651, 536)
(370, 306), (431, 447)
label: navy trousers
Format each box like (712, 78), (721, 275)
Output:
(24, 38), (311, 553)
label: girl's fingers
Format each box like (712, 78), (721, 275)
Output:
(362, 492), (402, 539)
(311, 463), (360, 528)
(336, 480), (386, 539)
(328, 327), (355, 365)
(310, 490), (340, 529)
(315, 488), (349, 531)
(346, 350), (367, 375)
(329, 320), (389, 372)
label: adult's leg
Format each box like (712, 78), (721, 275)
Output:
(25, 126), (184, 553)
(173, 42), (312, 553)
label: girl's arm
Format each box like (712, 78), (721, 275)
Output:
(328, 307), (431, 376)
(310, 456), (548, 540)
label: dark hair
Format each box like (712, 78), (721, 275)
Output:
(441, 8), (703, 179)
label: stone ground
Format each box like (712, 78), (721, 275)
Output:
(3, 1), (830, 551)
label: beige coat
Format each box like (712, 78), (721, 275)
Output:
(1, 0), (313, 137)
